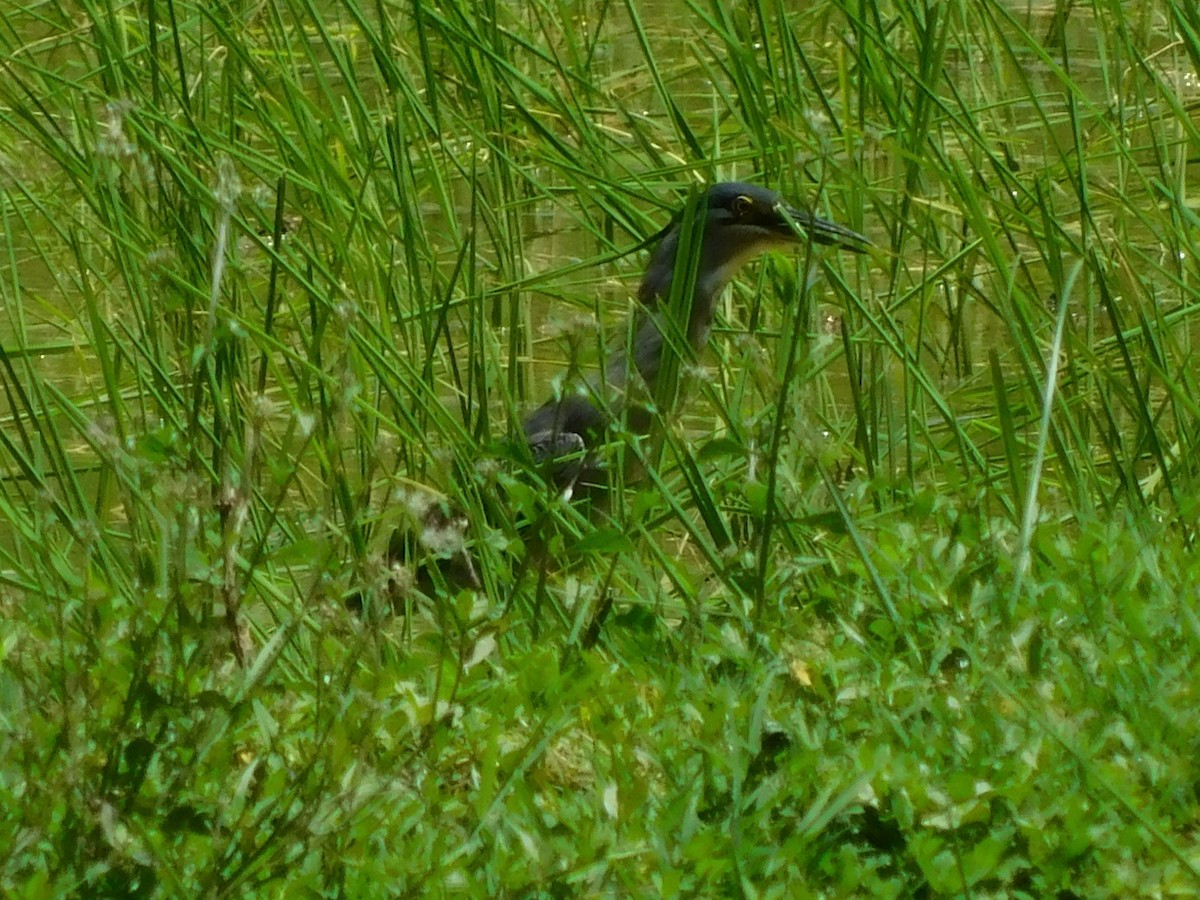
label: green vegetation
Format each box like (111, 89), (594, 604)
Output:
(2, 0), (1198, 894)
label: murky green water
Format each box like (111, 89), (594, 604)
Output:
(2, 2), (1197, 428)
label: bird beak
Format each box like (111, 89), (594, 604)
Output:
(778, 204), (871, 253)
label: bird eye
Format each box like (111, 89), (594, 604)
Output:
(732, 195), (753, 218)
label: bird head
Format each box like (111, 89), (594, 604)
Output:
(639, 181), (869, 306)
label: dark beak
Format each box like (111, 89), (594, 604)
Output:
(779, 205), (871, 253)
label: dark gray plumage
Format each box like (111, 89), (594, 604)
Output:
(523, 182), (869, 493)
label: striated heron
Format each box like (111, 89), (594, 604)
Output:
(522, 181), (870, 491)
(372, 182), (869, 605)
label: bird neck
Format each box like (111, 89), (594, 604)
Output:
(638, 229), (761, 344)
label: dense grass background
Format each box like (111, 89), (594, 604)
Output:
(2, 0), (1199, 894)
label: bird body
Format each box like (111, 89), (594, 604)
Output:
(523, 182), (868, 490)
(380, 183), (868, 603)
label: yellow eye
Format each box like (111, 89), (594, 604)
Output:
(732, 195), (753, 218)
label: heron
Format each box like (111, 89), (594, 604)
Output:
(375, 182), (869, 606)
